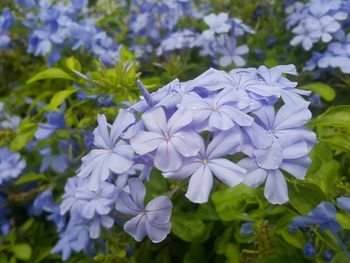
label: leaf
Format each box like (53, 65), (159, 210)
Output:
(66, 57), (81, 72)
(15, 173), (47, 185)
(27, 68), (76, 83)
(315, 106), (350, 127)
(299, 82), (335, 101)
(211, 185), (257, 221)
(0, 254), (7, 263)
(225, 243), (240, 263)
(215, 227), (233, 255)
(330, 252), (350, 263)
(10, 121), (38, 151)
(184, 244), (205, 263)
(336, 213), (350, 229)
(11, 243), (32, 261)
(288, 181), (327, 215)
(280, 229), (305, 249)
(171, 213), (210, 243)
(308, 160), (339, 198)
(45, 89), (76, 111)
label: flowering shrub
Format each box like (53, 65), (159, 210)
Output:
(0, 0), (350, 262)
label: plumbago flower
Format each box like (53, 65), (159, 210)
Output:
(0, 147), (26, 185)
(56, 65), (316, 259)
(77, 110), (135, 190)
(115, 178), (172, 243)
(163, 130), (246, 203)
(195, 12), (253, 67)
(286, 0), (349, 51)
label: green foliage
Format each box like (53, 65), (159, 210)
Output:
(299, 82), (336, 101)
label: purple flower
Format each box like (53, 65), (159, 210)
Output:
(164, 130), (246, 203)
(77, 110), (135, 190)
(115, 178), (172, 243)
(292, 202), (341, 233)
(336, 197), (350, 211)
(202, 13), (231, 40)
(35, 111), (66, 140)
(51, 223), (90, 261)
(238, 105), (316, 204)
(130, 106), (202, 171)
(240, 222), (254, 235)
(0, 147), (26, 185)
(304, 242), (316, 257)
(179, 88), (253, 131)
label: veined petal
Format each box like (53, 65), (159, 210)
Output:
(208, 158), (246, 187)
(264, 169), (288, 204)
(209, 111), (234, 131)
(163, 158), (202, 179)
(273, 104), (311, 130)
(171, 131), (202, 157)
(124, 214), (147, 242)
(115, 191), (142, 216)
(142, 107), (167, 134)
(154, 141), (182, 172)
(130, 131), (163, 155)
(111, 109), (135, 143)
(168, 107), (193, 133)
(280, 156), (311, 179)
(254, 140), (283, 170)
(207, 129), (242, 159)
(185, 165), (213, 203)
(145, 220), (171, 243)
(108, 153), (134, 174)
(129, 178), (146, 209)
(146, 196), (172, 224)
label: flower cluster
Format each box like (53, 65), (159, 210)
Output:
(56, 64), (315, 259)
(195, 13), (253, 67)
(128, 0), (193, 56)
(17, 0), (120, 65)
(0, 147), (26, 186)
(290, 198), (350, 259)
(286, 0), (350, 73)
(0, 8), (13, 49)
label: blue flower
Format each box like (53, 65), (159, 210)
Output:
(336, 196), (350, 211)
(51, 223), (90, 261)
(35, 110), (66, 140)
(0, 147), (26, 185)
(304, 242), (316, 257)
(293, 201), (341, 233)
(115, 178), (172, 243)
(240, 222), (254, 235)
(0, 8), (14, 48)
(130, 106), (202, 171)
(163, 130), (246, 203)
(0, 195), (11, 235)
(77, 110), (135, 190)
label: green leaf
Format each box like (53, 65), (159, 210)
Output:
(46, 89), (77, 111)
(11, 244), (32, 261)
(215, 227), (233, 255)
(15, 173), (47, 185)
(171, 213), (210, 243)
(336, 213), (350, 229)
(225, 243), (240, 263)
(288, 181), (327, 215)
(315, 106), (350, 127)
(0, 254), (7, 263)
(211, 185), (257, 221)
(66, 57), (81, 72)
(299, 82), (335, 101)
(280, 229), (305, 249)
(184, 244), (205, 263)
(10, 121), (38, 151)
(27, 68), (76, 83)
(331, 252), (350, 263)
